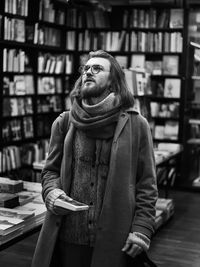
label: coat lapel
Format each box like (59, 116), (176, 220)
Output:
(113, 112), (129, 143)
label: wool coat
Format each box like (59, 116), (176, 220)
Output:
(31, 108), (158, 267)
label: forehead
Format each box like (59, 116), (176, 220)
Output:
(86, 57), (110, 69)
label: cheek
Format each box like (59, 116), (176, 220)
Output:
(98, 75), (110, 87)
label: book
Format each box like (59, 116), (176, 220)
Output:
(16, 191), (40, 205)
(156, 198), (173, 210)
(164, 78), (181, 98)
(54, 196), (89, 211)
(124, 69), (135, 95)
(169, 9), (184, 29)
(164, 121), (179, 140)
(0, 177), (23, 193)
(0, 193), (19, 208)
(162, 55), (179, 75)
(115, 55), (128, 69)
(130, 54), (145, 70)
(0, 207), (35, 220)
(0, 215), (24, 235)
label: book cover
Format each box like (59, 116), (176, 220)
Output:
(54, 197), (89, 211)
(164, 121), (179, 140)
(162, 55), (179, 75)
(115, 55), (128, 69)
(130, 54), (145, 70)
(154, 125), (165, 139)
(0, 193), (19, 208)
(14, 19), (25, 42)
(164, 78), (181, 98)
(169, 9), (184, 29)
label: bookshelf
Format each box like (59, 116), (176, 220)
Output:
(182, 41), (200, 189)
(0, 0), (187, 185)
(0, 0), (78, 178)
(74, 4), (186, 145)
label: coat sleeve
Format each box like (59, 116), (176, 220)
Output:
(41, 112), (69, 201)
(132, 116), (158, 238)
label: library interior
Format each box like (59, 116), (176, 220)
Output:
(0, 0), (200, 266)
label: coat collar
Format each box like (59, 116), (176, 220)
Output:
(113, 108), (139, 143)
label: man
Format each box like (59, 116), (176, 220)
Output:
(32, 50), (158, 267)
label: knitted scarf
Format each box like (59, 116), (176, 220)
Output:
(70, 93), (121, 139)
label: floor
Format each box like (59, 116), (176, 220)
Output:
(0, 190), (200, 267)
(149, 190), (200, 267)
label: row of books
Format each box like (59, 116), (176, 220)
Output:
(20, 140), (49, 166)
(124, 68), (151, 96)
(0, 140), (49, 173)
(130, 54), (180, 75)
(151, 78), (181, 98)
(151, 120), (179, 140)
(3, 97), (33, 117)
(39, 0), (65, 25)
(37, 77), (62, 94)
(2, 117), (34, 142)
(126, 8), (183, 29)
(33, 23), (61, 47)
(124, 68), (181, 98)
(4, 17), (25, 42)
(5, 0), (29, 16)
(38, 53), (73, 74)
(77, 30), (183, 53)
(150, 102), (179, 118)
(3, 75), (35, 96)
(3, 49), (32, 73)
(129, 31), (183, 53)
(37, 96), (62, 113)
(77, 10), (110, 29)
(36, 114), (55, 138)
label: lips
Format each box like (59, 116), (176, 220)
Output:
(84, 78), (95, 83)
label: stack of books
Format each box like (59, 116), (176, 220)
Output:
(155, 198), (175, 230)
(0, 177), (46, 245)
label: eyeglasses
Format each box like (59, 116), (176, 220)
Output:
(79, 64), (108, 75)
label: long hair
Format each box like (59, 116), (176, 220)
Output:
(70, 50), (134, 108)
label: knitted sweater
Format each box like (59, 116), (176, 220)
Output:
(58, 130), (112, 246)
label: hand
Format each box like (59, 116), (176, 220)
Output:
(53, 194), (73, 216)
(122, 233), (143, 258)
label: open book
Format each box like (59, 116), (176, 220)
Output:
(54, 197), (89, 211)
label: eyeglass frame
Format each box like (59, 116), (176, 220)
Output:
(78, 64), (110, 75)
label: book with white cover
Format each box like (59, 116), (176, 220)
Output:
(54, 197), (89, 211)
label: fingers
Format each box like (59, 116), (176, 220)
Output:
(59, 194), (73, 201)
(122, 241), (131, 252)
(125, 243), (142, 258)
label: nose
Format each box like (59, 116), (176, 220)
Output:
(85, 66), (92, 74)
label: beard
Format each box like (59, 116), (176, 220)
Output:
(81, 82), (109, 99)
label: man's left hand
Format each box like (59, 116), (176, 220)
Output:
(122, 233), (143, 258)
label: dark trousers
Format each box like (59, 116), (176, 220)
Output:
(50, 241), (93, 267)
